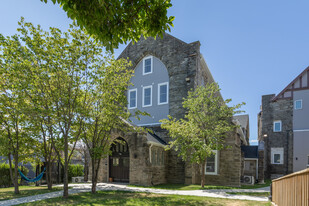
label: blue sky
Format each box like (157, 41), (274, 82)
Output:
(1, 0), (309, 144)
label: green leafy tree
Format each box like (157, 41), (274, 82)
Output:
(80, 57), (134, 193)
(0, 35), (37, 193)
(41, 0), (174, 51)
(18, 19), (106, 197)
(0, 18), (109, 197)
(161, 83), (244, 188)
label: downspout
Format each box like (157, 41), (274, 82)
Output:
(256, 159), (258, 182)
(286, 130), (290, 174)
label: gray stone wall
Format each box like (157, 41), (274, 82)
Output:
(89, 34), (242, 187)
(118, 34), (202, 185)
(90, 130), (167, 186)
(259, 94), (293, 179)
(189, 130), (242, 187)
(258, 150), (264, 183)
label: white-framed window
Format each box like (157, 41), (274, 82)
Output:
(273, 120), (282, 132)
(158, 82), (169, 105)
(205, 150), (218, 175)
(307, 155), (309, 167)
(142, 85), (152, 107)
(294, 99), (302, 110)
(271, 148), (284, 164)
(128, 88), (137, 109)
(143, 56), (153, 75)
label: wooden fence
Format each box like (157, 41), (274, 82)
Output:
(272, 168), (309, 206)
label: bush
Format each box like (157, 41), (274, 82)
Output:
(0, 163), (29, 187)
(68, 164), (84, 182)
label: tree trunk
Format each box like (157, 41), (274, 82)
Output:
(46, 161), (53, 190)
(91, 176), (97, 194)
(84, 149), (88, 182)
(14, 153), (20, 194)
(63, 137), (69, 198)
(8, 153), (14, 188)
(201, 159), (207, 188)
(91, 158), (97, 194)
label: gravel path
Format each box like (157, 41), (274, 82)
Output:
(0, 183), (269, 205)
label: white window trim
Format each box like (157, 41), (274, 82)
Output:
(273, 120), (282, 132)
(307, 155), (309, 167)
(158, 82), (169, 105)
(271, 148), (284, 165)
(128, 88), (137, 109)
(205, 150), (218, 175)
(294, 99), (302, 110)
(143, 56), (153, 75)
(142, 85), (152, 107)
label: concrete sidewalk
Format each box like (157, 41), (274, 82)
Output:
(0, 183), (269, 206)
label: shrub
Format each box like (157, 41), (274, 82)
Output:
(0, 163), (29, 187)
(68, 164), (84, 182)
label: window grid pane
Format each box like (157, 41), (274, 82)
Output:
(129, 90), (136, 108)
(160, 84), (167, 103)
(274, 154), (281, 163)
(144, 58), (151, 73)
(274, 121), (281, 132)
(295, 100), (302, 109)
(144, 88), (151, 106)
(206, 154), (215, 173)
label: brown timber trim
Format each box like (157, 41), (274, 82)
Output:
(272, 66), (309, 101)
(286, 86), (309, 92)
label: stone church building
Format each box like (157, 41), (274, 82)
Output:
(92, 34), (248, 187)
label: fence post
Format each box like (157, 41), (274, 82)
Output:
(269, 182), (272, 201)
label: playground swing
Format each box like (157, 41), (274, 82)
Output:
(18, 167), (46, 183)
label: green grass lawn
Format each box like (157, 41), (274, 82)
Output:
(129, 179), (271, 190)
(19, 190), (271, 206)
(0, 185), (64, 201)
(226, 192), (270, 197)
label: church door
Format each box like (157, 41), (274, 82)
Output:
(109, 137), (129, 182)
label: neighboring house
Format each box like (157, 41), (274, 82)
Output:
(258, 67), (309, 179)
(234, 115), (262, 184)
(91, 34), (248, 187)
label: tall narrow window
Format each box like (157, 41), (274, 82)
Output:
(273, 120), (282, 132)
(143, 56), (153, 75)
(128, 89), (137, 109)
(295, 99), (302, 110)
(205, 150), (218, 175)
(143, 86), (152, 107)
(158, 82), (168, 105)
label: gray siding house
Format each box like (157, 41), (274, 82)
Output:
(258, 67), (309, 179)
(91, 34), (248, 187)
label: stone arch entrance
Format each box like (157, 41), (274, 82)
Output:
(109, 137), (129, 182)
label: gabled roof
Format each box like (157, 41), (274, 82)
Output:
(117, 33), (201, 69)
(233, 115), (249, 129)
(147, 132), (167, 147)
(272, 66), (309, 101)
